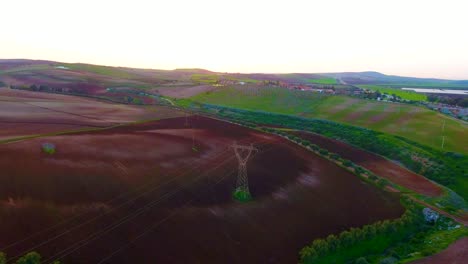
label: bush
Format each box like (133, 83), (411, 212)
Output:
(379, 257), (398, 264)
(15, 252), (41, 264)
(355, 257), (370, 264)
(369, 174), (378, 181)
(319, 149), (329, 155)
(41, 143), (56, 154)
(377, 178), (390, 188)
(233, 188), (252, 202)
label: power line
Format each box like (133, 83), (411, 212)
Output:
(46, 138), (273, 263)
(95, 142), (276, 263)
(43, 154), (239, 263)
(95, 169), (240, 264)
(5, 131), (270, 263)
(6, 142), (239, 261)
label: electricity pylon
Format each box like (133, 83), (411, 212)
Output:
(232, 142), (258, 200)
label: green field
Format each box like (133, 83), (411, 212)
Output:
(64, 63), (134, 78)
(190, 86), (467, 154)
(358, 85), (428, 101)
(190, 73), (259, 85)
(306, 77), (338, 85)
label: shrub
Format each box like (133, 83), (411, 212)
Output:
(15, 252), (41, 264)
(355, 257), (370, 264)
(379, 257), (398, 264)
(41, 143), (56, 154)
(319, 149), (329, 155)
(377, 178), (390, 188)
(232, 188), (252, 202)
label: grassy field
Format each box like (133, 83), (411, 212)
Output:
(190, 73), (259, 85)
(358, 85), (428, 101)
(190, 86), (467, 154)
(191, 73), (219, 84)
(64, 63), (135, 78)
(306, 77), (338, 85)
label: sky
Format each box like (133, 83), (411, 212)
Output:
(2, 0), (468, 79)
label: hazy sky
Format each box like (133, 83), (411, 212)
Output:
(2, 0), (468, 79)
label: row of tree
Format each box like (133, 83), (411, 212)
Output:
(10, 84), (67, 93)
(262, 128), (391, 189)
(427, 94), (468, 107)
(299, 200), (422, 263)
(0, 252), (60, 264)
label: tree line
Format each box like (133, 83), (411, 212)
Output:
(299, 199), (423, 263)
(0, 252), (60, 264)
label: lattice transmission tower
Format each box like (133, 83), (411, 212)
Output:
(232, 142), (258, 200)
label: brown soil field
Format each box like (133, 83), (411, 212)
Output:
(292, 131), (442, 197)
(411, 237), (468, 264)
(0, 89), (185, 140)
(0, 116), (404, 264)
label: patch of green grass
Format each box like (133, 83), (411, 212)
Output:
(358, 85), (428, 101)
(191, 86), (327, 115)
(0, 64), (52, 75)
(41, 143), (56, 154)
(233, 188), (252, 202)
(191, 74), (219, 84)
(65, 63), (134, 78)
(306, 77), (338, 85)
(190, 74), (258, 85)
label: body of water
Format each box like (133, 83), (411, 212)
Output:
(402, 88), (468, 95)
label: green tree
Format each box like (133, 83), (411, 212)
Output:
(355, 257), (370, 264)
(311, 239), (328, 256)
(15, 252), (41, 264)
(0, 252), (6, 264)
(30, 84), (38, 91)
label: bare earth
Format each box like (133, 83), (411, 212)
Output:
(0, 88), (184, 140)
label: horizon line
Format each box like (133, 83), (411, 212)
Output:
(2, 57), (468, 81)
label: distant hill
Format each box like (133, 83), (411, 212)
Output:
(322, 71), (468, 88)
(0, 59), (467, 89)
